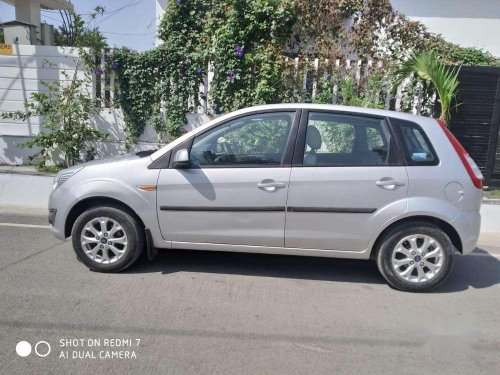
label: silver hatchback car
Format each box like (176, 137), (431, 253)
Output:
(49, 104), (483, 292)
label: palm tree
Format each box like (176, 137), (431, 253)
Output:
(393, 52), (461, 124)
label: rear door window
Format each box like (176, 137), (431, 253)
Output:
(302, 112), (394, 166)
(391, 118), (438, 166)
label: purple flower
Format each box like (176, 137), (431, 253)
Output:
(195, 67), (203, 75)
(175, 0), (182, 4)
(234, 45), (244, 58)
(181, 66), (188, 76)
(111, 62), (119, 71)
(92, 67), (103, 77)
(228, 69), (235, 83)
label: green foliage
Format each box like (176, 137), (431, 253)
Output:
(440, 45), (497, 66)
(155, 0), (296, 138)
(113, 48), (168, 144)
(1, 71), (107, 167)
(338, 75), (384, 109)
(38, 165), (65, 174)
(313, 71), (385, 109)
(54, 8), (108, 72)
(114, 0), (498, 143)
(393, 52), (460, 123)
(54, 9), (107, 49)
(0, 7), (110, 169)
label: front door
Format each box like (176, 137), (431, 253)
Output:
(285, 111), (408, 252)
(157, 111), (298, 247)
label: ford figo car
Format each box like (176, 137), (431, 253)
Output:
(49, 104), (483, 292)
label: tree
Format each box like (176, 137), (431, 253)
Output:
(0, 7), (110, 169)
(54, 7), (107, 50)
(393, 52), (461, 124)
(1, 69), (108, 168)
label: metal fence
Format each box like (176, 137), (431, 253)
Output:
(448, 66), (500, 186)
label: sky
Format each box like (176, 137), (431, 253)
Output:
(0, 0), (157, 51)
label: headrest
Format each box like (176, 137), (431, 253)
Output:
(306, 125), (322, 151)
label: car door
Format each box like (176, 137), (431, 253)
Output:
(156, 110), (299, 247)
(285, 110), (408, 252)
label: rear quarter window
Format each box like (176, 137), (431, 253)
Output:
(391, 118), (439, 166)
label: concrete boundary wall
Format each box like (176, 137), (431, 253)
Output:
(0, 44), (212, 165)
(0, 172), (53, 209)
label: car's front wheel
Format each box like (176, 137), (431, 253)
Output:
(71, 206), (144, 272)
(376, 222), (454, 292)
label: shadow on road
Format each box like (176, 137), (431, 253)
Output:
(126, 247), (500, 292)
(128, 249), (385, 284)
(435, 248), (500, 293)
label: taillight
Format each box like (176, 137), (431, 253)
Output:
(436, 119), (483, 189)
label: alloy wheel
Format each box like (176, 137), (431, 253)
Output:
(80, 217), (128, 264)
(391, 234), (444, 283)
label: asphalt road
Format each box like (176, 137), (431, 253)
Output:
(0, 212), (499, 374)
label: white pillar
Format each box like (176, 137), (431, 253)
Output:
(155, 0), (168, 46)
(14, 0), (41, 44)
(14, 0), (41, 29)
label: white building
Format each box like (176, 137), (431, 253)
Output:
(391, 0), (500, 56)
(1, 0), (73, 45)
(155, 0), (168, 46)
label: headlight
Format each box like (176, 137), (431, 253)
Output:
(53, 167), (83, 191)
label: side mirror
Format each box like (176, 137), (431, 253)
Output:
(172, 149), (191, 169)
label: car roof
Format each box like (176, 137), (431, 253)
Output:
(232, 103), (427, 122)
(150, 104), (434, 161)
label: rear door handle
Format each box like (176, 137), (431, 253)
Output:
(257, 180), (286, 192)
(375, 179), (406, 190)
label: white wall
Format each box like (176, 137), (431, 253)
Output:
(391, 0), (500, 57)
(0, 43), (211, 165)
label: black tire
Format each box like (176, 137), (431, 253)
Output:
(376, 222), (454, 292)
(71, 206), (144, 272)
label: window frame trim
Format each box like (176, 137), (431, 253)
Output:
(292, 109), (405, 168)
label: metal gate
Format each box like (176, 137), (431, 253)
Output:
(448, 66), (500, 186)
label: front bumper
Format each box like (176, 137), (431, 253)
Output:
(48, 209), (57, 225)
(48, 188), (71, 241)
(48, 208), (66, 240)
(450, 211), (481, 254)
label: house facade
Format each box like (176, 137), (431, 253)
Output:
(391, 0), (500, 56)
(1, 0), (73, 45)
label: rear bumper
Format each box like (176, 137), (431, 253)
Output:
(451, 211), (481, 254)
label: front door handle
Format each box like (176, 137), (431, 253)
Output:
(257, 180), (286, 192)
(375, 179), (406, 190)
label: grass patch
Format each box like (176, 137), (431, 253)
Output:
(484, 187), (500, 199)
(37, 165), (64, 174)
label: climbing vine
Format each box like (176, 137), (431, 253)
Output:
(112, 0), (498, 142)
(113, 48), (168, 144)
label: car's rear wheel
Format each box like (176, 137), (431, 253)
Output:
(71, 206), (144, 272)
(376, 222), (454, 292)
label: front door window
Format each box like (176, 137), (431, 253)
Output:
(190, 112), (295, 167)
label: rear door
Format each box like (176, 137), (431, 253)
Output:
(285, 110), (408, 252)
